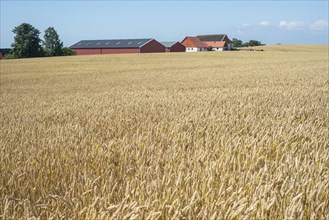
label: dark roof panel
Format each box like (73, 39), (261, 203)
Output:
(70, 39), (153, 49)
(0, 48), (11, 55)
(197, 34), (226, 42)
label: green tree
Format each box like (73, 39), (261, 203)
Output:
(3, 53), (16, 59)
(11, 23), (44, 58)
(242, 42), (250, 47)
(61, 47), (75, 56)
(207, 46), (214, 51)
(248, 40), (262, 47)
(44, 27), (63, 56)
(232, 38), (243, 47)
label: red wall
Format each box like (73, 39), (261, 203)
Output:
(169, 43), (186, 52)
(140, 40), (166, 53)
(102, 48), (139, 54)
(223, 35), (231, 44)
(73, 48), (139, 55)
(73, 49), (102, 55)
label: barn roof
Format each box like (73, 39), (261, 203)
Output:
(0, 48), (11, 55)
(70, 39), (153, 49)
(161, 42), (185, 49)
(204, 41), (226, 47)
(197, 34), (227, 42)
(160, 42), (179, 48)
(182, 37), (208, 48)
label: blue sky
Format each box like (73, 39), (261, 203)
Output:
(1, 0), (328, 48)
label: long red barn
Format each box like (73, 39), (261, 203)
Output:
(70, 38), (166, 55)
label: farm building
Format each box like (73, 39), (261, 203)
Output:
(0, 48), (11, 60)
(181, 37), (208, 52)
(181, 34), (233, 52)
(70, 38), (166, 55)
(160, 42), (186, 52)
(197, 34), (233, 51)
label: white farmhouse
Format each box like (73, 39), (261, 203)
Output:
(181, 34), (233, 52)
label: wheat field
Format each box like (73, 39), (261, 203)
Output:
(0, 45), (328, 219)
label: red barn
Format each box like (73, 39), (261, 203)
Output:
(161, 42), (186, 52)
(70, 38), (166, 55)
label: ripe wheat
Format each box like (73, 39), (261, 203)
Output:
(0, 45), (328, 219)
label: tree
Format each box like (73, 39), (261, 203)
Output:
(44, 27), (63, 56)
(207, 46), (213, 51)
(61, 47), (75, 56)
(242, 42), (250, 47)
(248, 40), (262, 47)
(4, 53), (16, 59)
(231, 37), (265, 47)
(232, 38), (243, 48)
(11, 23), (44, 58)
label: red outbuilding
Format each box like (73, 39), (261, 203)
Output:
(161, 42), (186, 52)
(70, 38), (166, 55)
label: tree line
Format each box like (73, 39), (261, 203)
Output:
(5, 23), (75, 59)
(232, 38), (265, 48)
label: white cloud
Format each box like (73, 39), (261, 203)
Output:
(309, 20), (328, 30)
(279, 20), (305, 30)
(260, 21), (269, 26)
(243, 23), (251, 27)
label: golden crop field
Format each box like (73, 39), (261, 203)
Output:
(1, 45), (328, 219)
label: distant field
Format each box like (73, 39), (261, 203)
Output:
(256, 44), (329, 53)
(1, 45), (328, 219)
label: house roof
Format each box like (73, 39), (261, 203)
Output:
(0, 48), (11, 55)
(182, 37), (208, 48)
(197, 34), (226, 42)
(160, 42), (179, 48)
(70, 39), (153, 49)
(204, 41), (226, 48)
